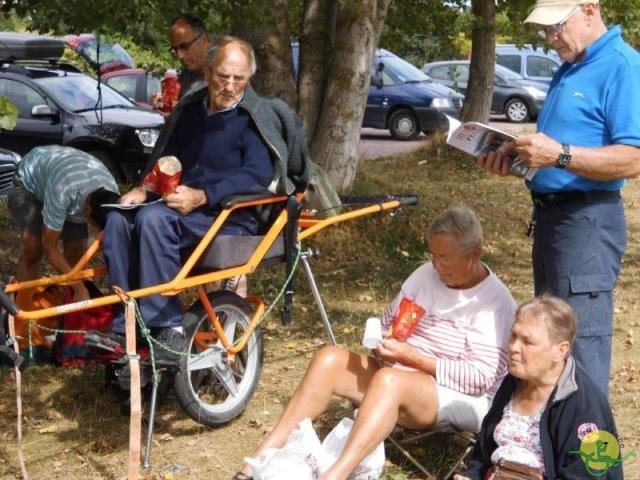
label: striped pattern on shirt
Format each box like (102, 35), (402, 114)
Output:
(381, 262), (516, 399)
(18, 145), (118, 231)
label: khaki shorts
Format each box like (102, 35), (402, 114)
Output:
(7, 176), (87, 241)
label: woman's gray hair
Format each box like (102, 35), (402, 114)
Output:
(427, 204), (483, 251)
(206, 35), (257, 76)
(516, 295), (577, 349)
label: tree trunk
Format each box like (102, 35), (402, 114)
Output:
(231, 0), (297, 108)
(461, 0), (495, 123)
(303, 0), (391, 192)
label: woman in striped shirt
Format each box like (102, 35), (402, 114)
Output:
(234, 205), (517, 480)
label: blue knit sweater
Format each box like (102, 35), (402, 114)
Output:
(162, 99), (274, 232)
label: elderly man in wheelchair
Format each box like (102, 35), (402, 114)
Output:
(234, 205), (517, 480)
(87, 35), (309, 360)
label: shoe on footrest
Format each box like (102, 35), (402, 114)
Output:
(152, 328), (185, 366)
(84, 331), (149, 362)
(84, 331), (127, 356)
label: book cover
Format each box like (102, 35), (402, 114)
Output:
(444, 115), (537, 180)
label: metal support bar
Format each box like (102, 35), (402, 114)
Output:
(142, 373), (159, 469)
(300, 249), (336, 345)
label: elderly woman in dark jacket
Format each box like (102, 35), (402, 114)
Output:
(455, 296), (623, 480)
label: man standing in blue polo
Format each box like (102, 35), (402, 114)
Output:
(476, 0), (640, 395)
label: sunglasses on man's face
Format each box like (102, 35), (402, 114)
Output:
(169, 31), (203, 56)
(537, 6), (581, 39)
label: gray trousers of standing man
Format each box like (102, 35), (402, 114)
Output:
(532, 191), (626, 397)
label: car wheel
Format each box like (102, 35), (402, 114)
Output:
(88, 150), (124, 183)
(505, 98), (530, 123)
(389, 109), (420, 140)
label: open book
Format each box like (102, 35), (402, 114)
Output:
(444, 115), (537, 180)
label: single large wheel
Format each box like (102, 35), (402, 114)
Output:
(174, 291), (264, 427)
(505, 98), (530, 123)
(389, 109), (420, 140)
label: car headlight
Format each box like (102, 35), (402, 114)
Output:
(523, 86), (547, 100)
(430, 97), (453, 109)
(135, 128), (160, 148)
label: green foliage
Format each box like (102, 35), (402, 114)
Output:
(0, 96), (18, 130)
(380, 0), (468, 65)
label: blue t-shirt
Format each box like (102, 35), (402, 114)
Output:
(528, 26), (640, 193)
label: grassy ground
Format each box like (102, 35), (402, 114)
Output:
(0, 135), (638, 479)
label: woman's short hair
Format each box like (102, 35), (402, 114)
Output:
(516, 295), (577, 348)
(207, 35), (257, 76)
(427, 204), (483, 251)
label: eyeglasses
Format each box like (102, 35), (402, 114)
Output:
(213, 71), (248, 87)
(169, 31), (203, 56)
(537, 7), (580, 39)
(427, 249), (470, 267)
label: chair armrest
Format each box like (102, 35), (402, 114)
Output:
(219, 192), (279, 209)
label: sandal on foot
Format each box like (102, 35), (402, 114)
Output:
(231, 472), (253, 480)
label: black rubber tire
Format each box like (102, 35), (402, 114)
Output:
(388, 108), (420, 140)
(174, 291), (264, 427)
(505, 98), (530, 123)
(88, 149), (124, 183)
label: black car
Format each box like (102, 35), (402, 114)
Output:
(0, 147), (20, 200)
(0, 33), (164, 182)
(422, 60), (548, 123)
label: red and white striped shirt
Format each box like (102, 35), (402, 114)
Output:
(380, 262), (516, 400)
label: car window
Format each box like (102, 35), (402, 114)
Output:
(427, 65), (451, 81)
(526, 56), (558, 77)
(377, 55), (430, 84)
(146, 76), (161, 103)
(0, 78), (47, 118)
(494, 64), (524, 80)
(496, 54), (521, 75)
(105, 75), (137, 100)
(450, 64), (470, 83)
(34, 75), (134, 111)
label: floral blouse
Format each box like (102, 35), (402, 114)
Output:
(490, 400), (545, 470)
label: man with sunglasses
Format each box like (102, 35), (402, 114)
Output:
(168, 14), (209, 100)
(476, 0), (640, 396)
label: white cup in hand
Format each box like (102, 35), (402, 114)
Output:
(362, 317), (382, 349)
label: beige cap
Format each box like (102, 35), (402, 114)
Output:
(524, 0), (598, 25)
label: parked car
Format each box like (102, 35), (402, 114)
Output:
(495, 44), (561, 84)
(0, 147), (21, 200)
(102, 68), (162, 109)
(0, 32), (164, 183)
(366, 49), (463, 140)
(291, 44), (463, 140)
(422, 60), (548, 123)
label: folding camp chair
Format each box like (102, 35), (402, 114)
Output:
(386, 425), (476, 480)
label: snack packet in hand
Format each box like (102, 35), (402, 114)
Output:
(390, 297), (425, 341)
(141, 155), (182, 195)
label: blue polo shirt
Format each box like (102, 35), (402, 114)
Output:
(528, 26), (640, 193)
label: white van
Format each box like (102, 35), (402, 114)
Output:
(496, 44), (562, 84)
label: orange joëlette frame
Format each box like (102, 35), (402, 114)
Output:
(4, 195), (409, 353)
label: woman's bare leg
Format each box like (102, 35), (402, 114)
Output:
(237, 345), (379, 476)
(320, 367), (439, 480)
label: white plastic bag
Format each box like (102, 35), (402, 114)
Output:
(318, 417), (386, 480)
(244, 418), (321, 480)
